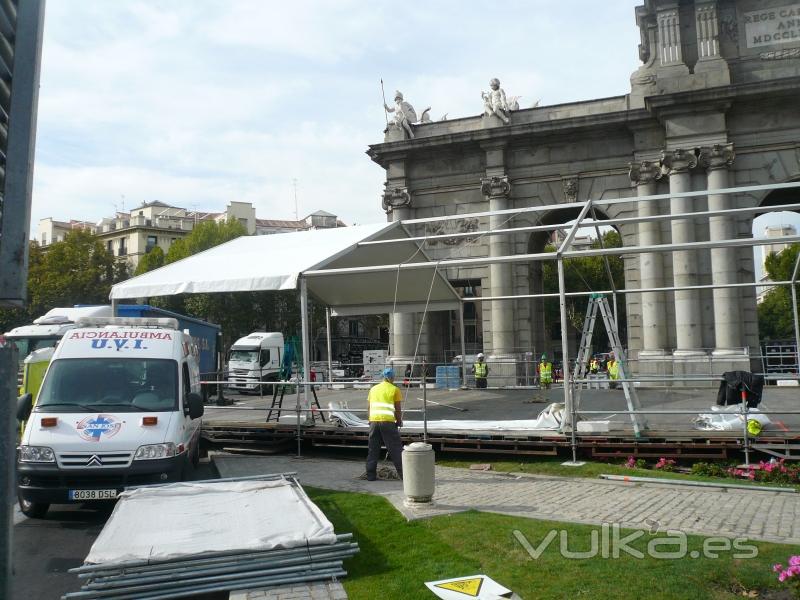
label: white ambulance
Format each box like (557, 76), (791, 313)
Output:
(16, 317), (204, 518)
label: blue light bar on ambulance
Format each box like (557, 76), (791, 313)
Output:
(74, 317), (179, 330)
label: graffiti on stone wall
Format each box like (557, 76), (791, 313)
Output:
(425, 218), (480, 246)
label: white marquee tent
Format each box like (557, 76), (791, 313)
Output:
(109, 221), (464, 387)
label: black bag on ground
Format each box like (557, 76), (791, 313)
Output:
(716, 371), (764, 408)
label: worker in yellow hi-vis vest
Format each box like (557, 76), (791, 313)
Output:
(607, 354), (620, 389)
(538, 354), (553, 390)
(472, 353), (489, 389)
(365, 367), (404, 481)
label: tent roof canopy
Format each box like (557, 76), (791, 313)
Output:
(109, 222), (460, 315)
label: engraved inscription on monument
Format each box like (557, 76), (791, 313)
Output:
(744, 3), (800, 47)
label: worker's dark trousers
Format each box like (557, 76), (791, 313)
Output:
(475, 377), (487, 389)
(366, 422), (404, 478)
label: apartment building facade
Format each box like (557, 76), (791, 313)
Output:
(36, 202), (345, 268)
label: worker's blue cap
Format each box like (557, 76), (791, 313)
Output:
(382, 367), (395, 379)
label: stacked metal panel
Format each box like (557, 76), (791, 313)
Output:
(63, 474), (358, 600)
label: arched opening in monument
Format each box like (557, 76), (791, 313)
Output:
(527, 206), (625, 367)
(752, 182), (800, 357)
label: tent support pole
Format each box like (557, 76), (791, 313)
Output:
(558, 257), (577, 463)
(300, 277), (311, 453)
(791, 252), (800, 373)
(325, 307), (333, 388)
(111, 298), (118, 317)
(458, 302), (467, 388)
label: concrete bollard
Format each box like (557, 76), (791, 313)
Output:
(402, 442), (435, 504)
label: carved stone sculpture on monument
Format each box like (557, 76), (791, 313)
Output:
(384, 90), (432, 139)
(385, 90), (417, 139)
(482, 78), (511, 125)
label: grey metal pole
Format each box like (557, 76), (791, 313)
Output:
(300, 277), (311, 410)
(791, 253), (800, 373)
(458, 302), (467, 388)
(111, 297), (118, 317)
(325, 307), (333, 387)
(298, 277), (312, 458)
(295, 377), (301, 458)
(557, 258), (577, 463)
(0, 346), (18, 600)
(742, 398), (750, 468)
(422, 360), (428, 443)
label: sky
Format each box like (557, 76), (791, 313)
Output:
(32, 0), (645, 227)
(30, 0), (800, 249)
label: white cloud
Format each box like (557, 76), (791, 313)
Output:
(31, 0), (644, 234)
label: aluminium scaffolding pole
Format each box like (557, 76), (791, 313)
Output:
(304, 234), (800, 278)
(793, 252), (800, 373)
(358, 201), (800, 248)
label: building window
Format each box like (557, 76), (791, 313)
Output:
(41, 232), (47, 245)
(118, 238), (127, 256)
(107, 240), (113, 253)
(146, 235), (157, 253)
(348, 320), (363, 337)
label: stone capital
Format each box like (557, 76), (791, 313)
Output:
(660, 148), (697, 174)
(698, 143), (735, 171)
(480, 175), (511, 199)
(562, 177), (578, 202)
(628, 160), (663, 186)
(381, 186), (411, 213)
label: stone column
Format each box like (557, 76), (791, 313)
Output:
(383, 185), (416, 360)
(661, 149), (704, 354)
(629, 160), (667, 354)
(481, 174), (514, 355)
(700, 143), (743, 354)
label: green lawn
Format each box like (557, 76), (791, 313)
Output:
(436, 456), (800, 490)
(306, 487), (795, 600)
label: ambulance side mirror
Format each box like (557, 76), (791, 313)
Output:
(17, 393), (33, 422)
(185, 393), (204, 420)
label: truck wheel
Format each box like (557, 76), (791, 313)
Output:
(18, 494), (49, 519)
(190, 438), (201, 467)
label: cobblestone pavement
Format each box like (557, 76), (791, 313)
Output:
(214, 454), (800, 545)
(230, 581), (347, 600)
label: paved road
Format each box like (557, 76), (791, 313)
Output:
(10, 462), (218, 600)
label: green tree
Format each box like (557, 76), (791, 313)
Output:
(0, 232), (128, 334)
(758, 243), (799, 341)
(541, 230), (625, 351)
(165, 218), (247, 264)
(28, 230), (123, 316)
(134, 245), (165, 275)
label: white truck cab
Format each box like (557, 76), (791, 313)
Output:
(16, 317), (204, 518)
(227, 332), (284, 393)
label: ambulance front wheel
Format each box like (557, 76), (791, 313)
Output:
(18, 493), (48, 519)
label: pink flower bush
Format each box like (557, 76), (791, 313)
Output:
(773, 555), (800, 586)
(654, 457), (676, 471)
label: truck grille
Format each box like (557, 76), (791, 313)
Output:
(57, 451), (133, 469)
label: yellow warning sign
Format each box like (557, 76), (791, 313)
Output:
(434, 577), (483, 597)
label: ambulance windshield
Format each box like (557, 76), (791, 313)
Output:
(36, 358), (178, 412)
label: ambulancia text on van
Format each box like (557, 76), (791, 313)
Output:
(16, 317), (204, 518)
